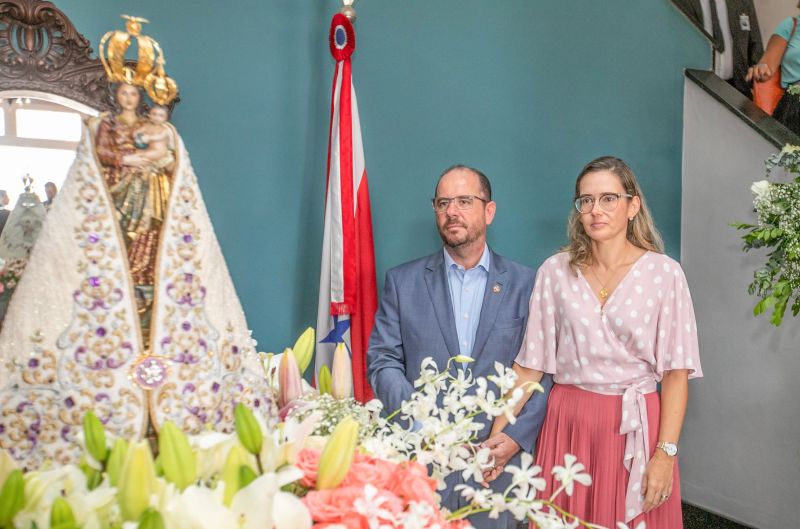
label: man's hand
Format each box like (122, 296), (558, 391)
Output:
(480, 432), (520, 486)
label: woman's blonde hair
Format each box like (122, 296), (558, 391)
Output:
(565, 156), (664, 270)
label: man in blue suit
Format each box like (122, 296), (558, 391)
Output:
(367, 164), (552, 529)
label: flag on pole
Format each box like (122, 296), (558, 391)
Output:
(315, 12), (377, 403)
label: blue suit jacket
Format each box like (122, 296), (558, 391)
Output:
(367, 248), (552, 528)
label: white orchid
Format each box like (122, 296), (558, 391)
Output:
(616, 522), (646, 529)
(353, 484), (398, 529)
(551, 454), (592, 497)
(504, 452), (546, 495)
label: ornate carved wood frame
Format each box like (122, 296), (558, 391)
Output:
(0, 0), (177, 113)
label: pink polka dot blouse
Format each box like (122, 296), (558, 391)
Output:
(515, 250), (702, 520)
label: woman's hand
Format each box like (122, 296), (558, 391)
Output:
(641, 450), (674, 512)
(746, 63), (773, 83)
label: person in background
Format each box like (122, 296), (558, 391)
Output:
(0, 191), (10, 236)
(674, 0), (762, 98)
(43, 182), (58, 211)
(487, 156), (702, 528)
(747, 5), (800, 135)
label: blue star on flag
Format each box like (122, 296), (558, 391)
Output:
(320, 315), (350, 345)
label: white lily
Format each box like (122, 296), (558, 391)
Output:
(69, 484), (118, 529)
(230, 467), (310, 529)
(279, 410), (323, 465)
(160, 483), (238, 529)
(16, 466), (90, 529)
(190, 430), (241, 480)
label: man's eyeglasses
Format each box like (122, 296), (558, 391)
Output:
(432, 195), (488, 212)
(573, 193), (633, 214)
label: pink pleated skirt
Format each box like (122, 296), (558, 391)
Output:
(532, 384), (682, 529)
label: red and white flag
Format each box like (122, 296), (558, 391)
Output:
(315, 13), (377, 403)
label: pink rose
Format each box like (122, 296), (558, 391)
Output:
(296, 448), (321, 488)
(304, 487), (362, 524)
(304, 486), (403, 527)
(446, 519), (473, 529)
(340, 454), (397, 489)
(389, 461), (438, 506)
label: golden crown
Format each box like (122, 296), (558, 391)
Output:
(99, 15), (178, 106)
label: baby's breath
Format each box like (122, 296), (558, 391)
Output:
(734, 145), (800, 325)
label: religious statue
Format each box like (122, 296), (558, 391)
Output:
(0, 175), (46, 263)
(97, 85), (176, 336)
(0, 16), (273, 469)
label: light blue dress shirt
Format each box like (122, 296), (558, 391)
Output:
(443, 244), (490, 357)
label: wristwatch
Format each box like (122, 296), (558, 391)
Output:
(656, 441), (678, 457)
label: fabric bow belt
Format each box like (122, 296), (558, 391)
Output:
(619, 378), (657, 521)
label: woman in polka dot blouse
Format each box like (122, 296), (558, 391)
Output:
(487, 156), (702, 528)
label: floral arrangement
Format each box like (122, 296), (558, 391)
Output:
(0, 329), (642, 529)
(0, 258), (27, 294)
(733, 144), (800, 325)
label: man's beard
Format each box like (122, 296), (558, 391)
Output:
(438, 220), (482, 249)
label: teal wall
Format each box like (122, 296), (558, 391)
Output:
(57, 0), (708, 352)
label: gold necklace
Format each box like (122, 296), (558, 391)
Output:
(587, 266), (612, 300)
(587, 256), (630, 300)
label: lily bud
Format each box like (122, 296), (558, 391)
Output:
(106, 438), (129, 487)
(0, 450), (16, 489)
(50, 497), (77, 528)
(292, 327), (315, 375)
(0, 469), (24, 529)
(83, 410), (108, 464)
(138, 508), (165, 529)
(278, 349), (303, 408)
(331, 343), (352, 400)
(158, 421), (197, 491)
(238, 465), (258, 489)
(234, 403), (263, 457)
(318, 364), (332, 395)
(316, 416), (359, 489)
(221, 445), (253, 506)
(117, 441), (157, 521)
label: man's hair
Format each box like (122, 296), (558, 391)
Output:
(435, 164), (492, 201)
(45, 182), (56, 189)
(0, 190), (7, 199)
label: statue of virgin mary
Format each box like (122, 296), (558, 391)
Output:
(0, 18), (273, 469)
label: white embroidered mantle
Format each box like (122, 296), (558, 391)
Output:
(0, 120), (273, 468)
